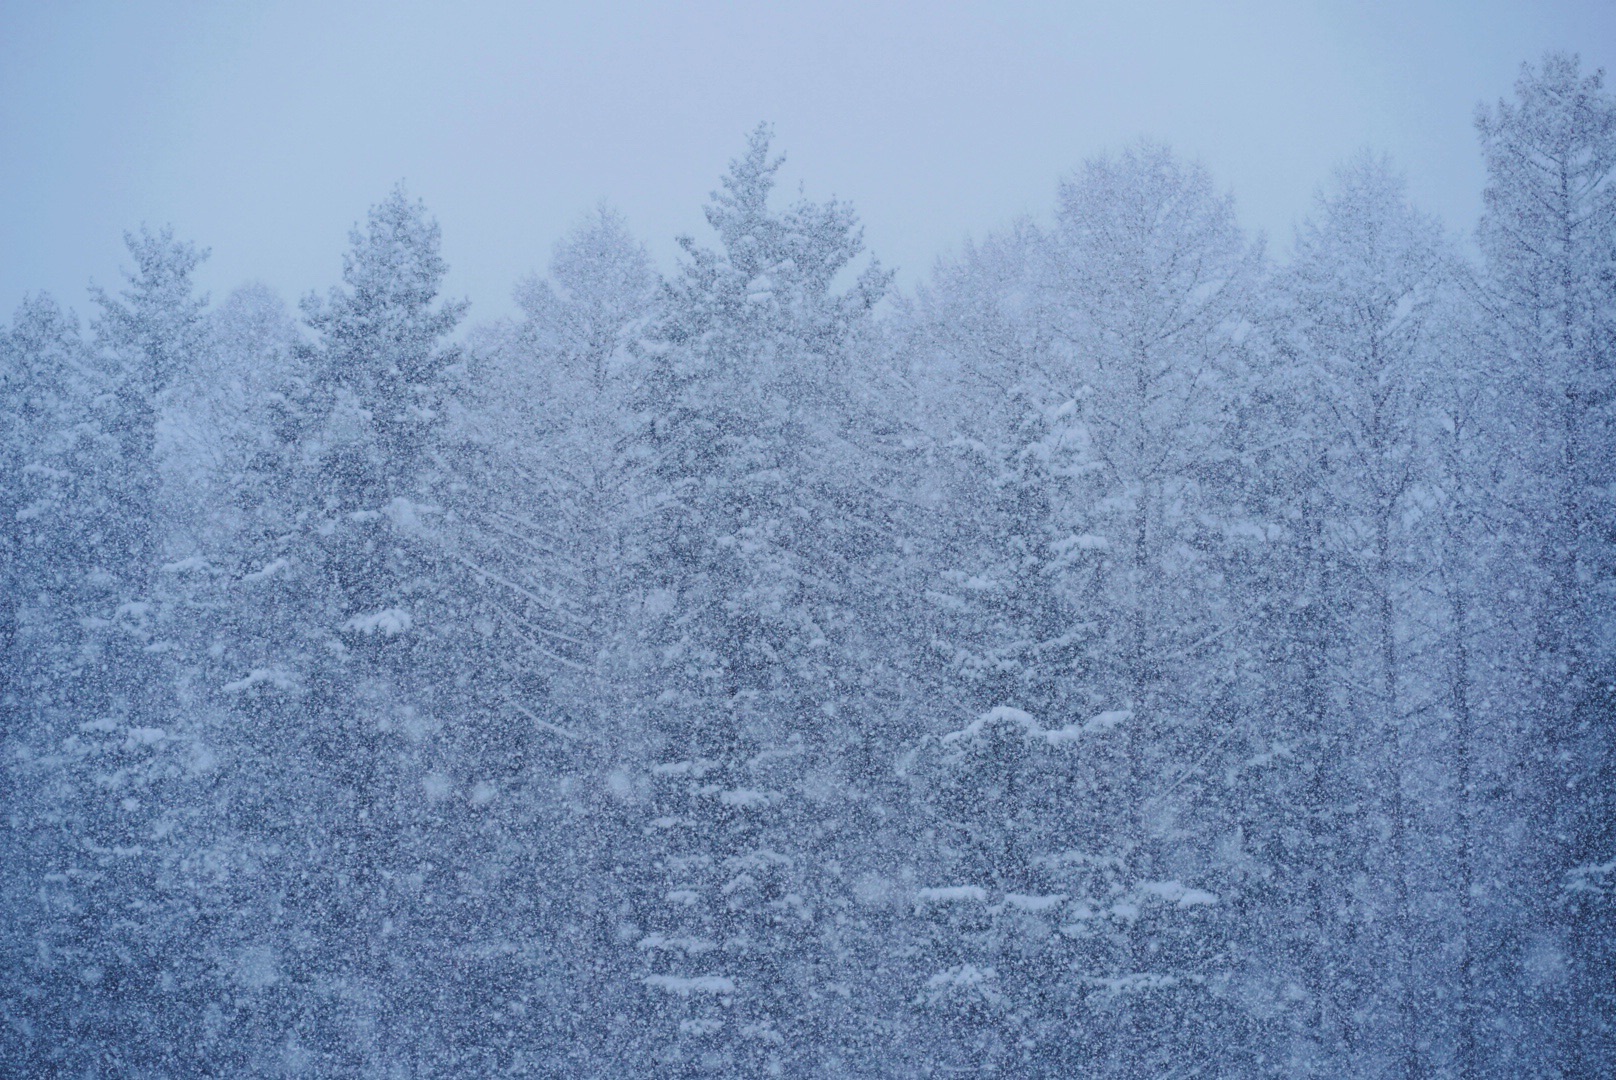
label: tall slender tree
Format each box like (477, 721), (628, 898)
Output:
(1476, 51), (1616, 1073)
(1279, 154), (1457, 1076)
(1045, 142), (1262, 1073)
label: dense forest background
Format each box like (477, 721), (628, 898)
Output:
(1, 52), (1612, 1078)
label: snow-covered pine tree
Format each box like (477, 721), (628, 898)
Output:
(904, 223), (1095, 725)
(896, 224), (1099, 1072)
(457, 204), (658, 742)
(245, 187), (472, 1068)
(89, 227), (211, 597)
(0, 296), (94, 729)
(1217, 305), (1356, 1077)
(627, 125), (890, 1077)
(165, 282), (328, 1070)
(0, 294), (119, 1074)
(1, 226), (215, 1073)
(1421, 290), (1508, 1080)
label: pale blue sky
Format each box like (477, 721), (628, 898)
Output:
(4, 0), (1614, 322)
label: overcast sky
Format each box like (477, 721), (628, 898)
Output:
(4, 0), (1614, 323)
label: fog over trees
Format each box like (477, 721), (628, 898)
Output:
(2, 52), (1613, 1078)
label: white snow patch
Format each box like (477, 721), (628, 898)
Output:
(643, 974), (735, 996)
(944, 705), (1130, 747)
(241, 557), (289, 583)
(637, 934), (717, 955)
(1567, 858), (1616, 896)
(925, 964), (995, 989)
(221, 667), (297, 694)
(941, 706), (1040, 744)
(1140, 880), (1218, 907)
(916, 885), (988, 904)
(382, 496), (432, 533)
(919, 964), (1003, 1006)
(1040, 723), (1086, 745)
(343, 608), (412, 635)
(1003, 893), (1067, 913)
(605, 767), (637, 801)
(1062, 901), (1101, 926)
(718, 788), (769, 808)
(1037, 850), (1125, 871)
(1056, 533), (1111, 553)
(745, 273), (774, 303)
(724, 849), (793, 871)
(740, 1021), (784, 1044)
(1082, 709), (1131, 733)
(720, 873), (756, 896)
(651, 758), (716, 778)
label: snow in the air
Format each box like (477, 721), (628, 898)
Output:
(1, 30), (1611, 1079)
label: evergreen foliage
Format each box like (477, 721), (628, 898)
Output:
(2, 56), (1613, 1078)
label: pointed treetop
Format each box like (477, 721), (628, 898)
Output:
(320, 184), (465, 325)
(705, 123), (786, 275)
(545, 203), (655, 310)
(90, 225), (210, 393)
(303, 184), (468, 381)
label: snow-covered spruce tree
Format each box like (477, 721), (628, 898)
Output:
(0, 295), (119, 1072)
(895, 226), (1130, 1074)
(625, 125), (890, 1077)
(1040, 142), (1262, 1074)
(86, 228), (211, 770)
(0, 228), (215, 1074)
(1214, 294), (1355, 1079)
(225, 187), (472, 1069)
(1474, 51), (1616, 1073)
(0, 296), (94, 734)
(89, 227), (211, 597)
(1219, 221), (1375, 1077)
(904, 222), (1099, 726)
(159, 282), (331, 1071)
(901, 703), (1147, 1077)
(1275, 156), (1460, 1076)
(89, 229), (248, 1074)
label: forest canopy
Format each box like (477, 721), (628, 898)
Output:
(2, 52), (1613, 1078)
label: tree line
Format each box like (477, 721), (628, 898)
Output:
(2, 52), (1612, 1078)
